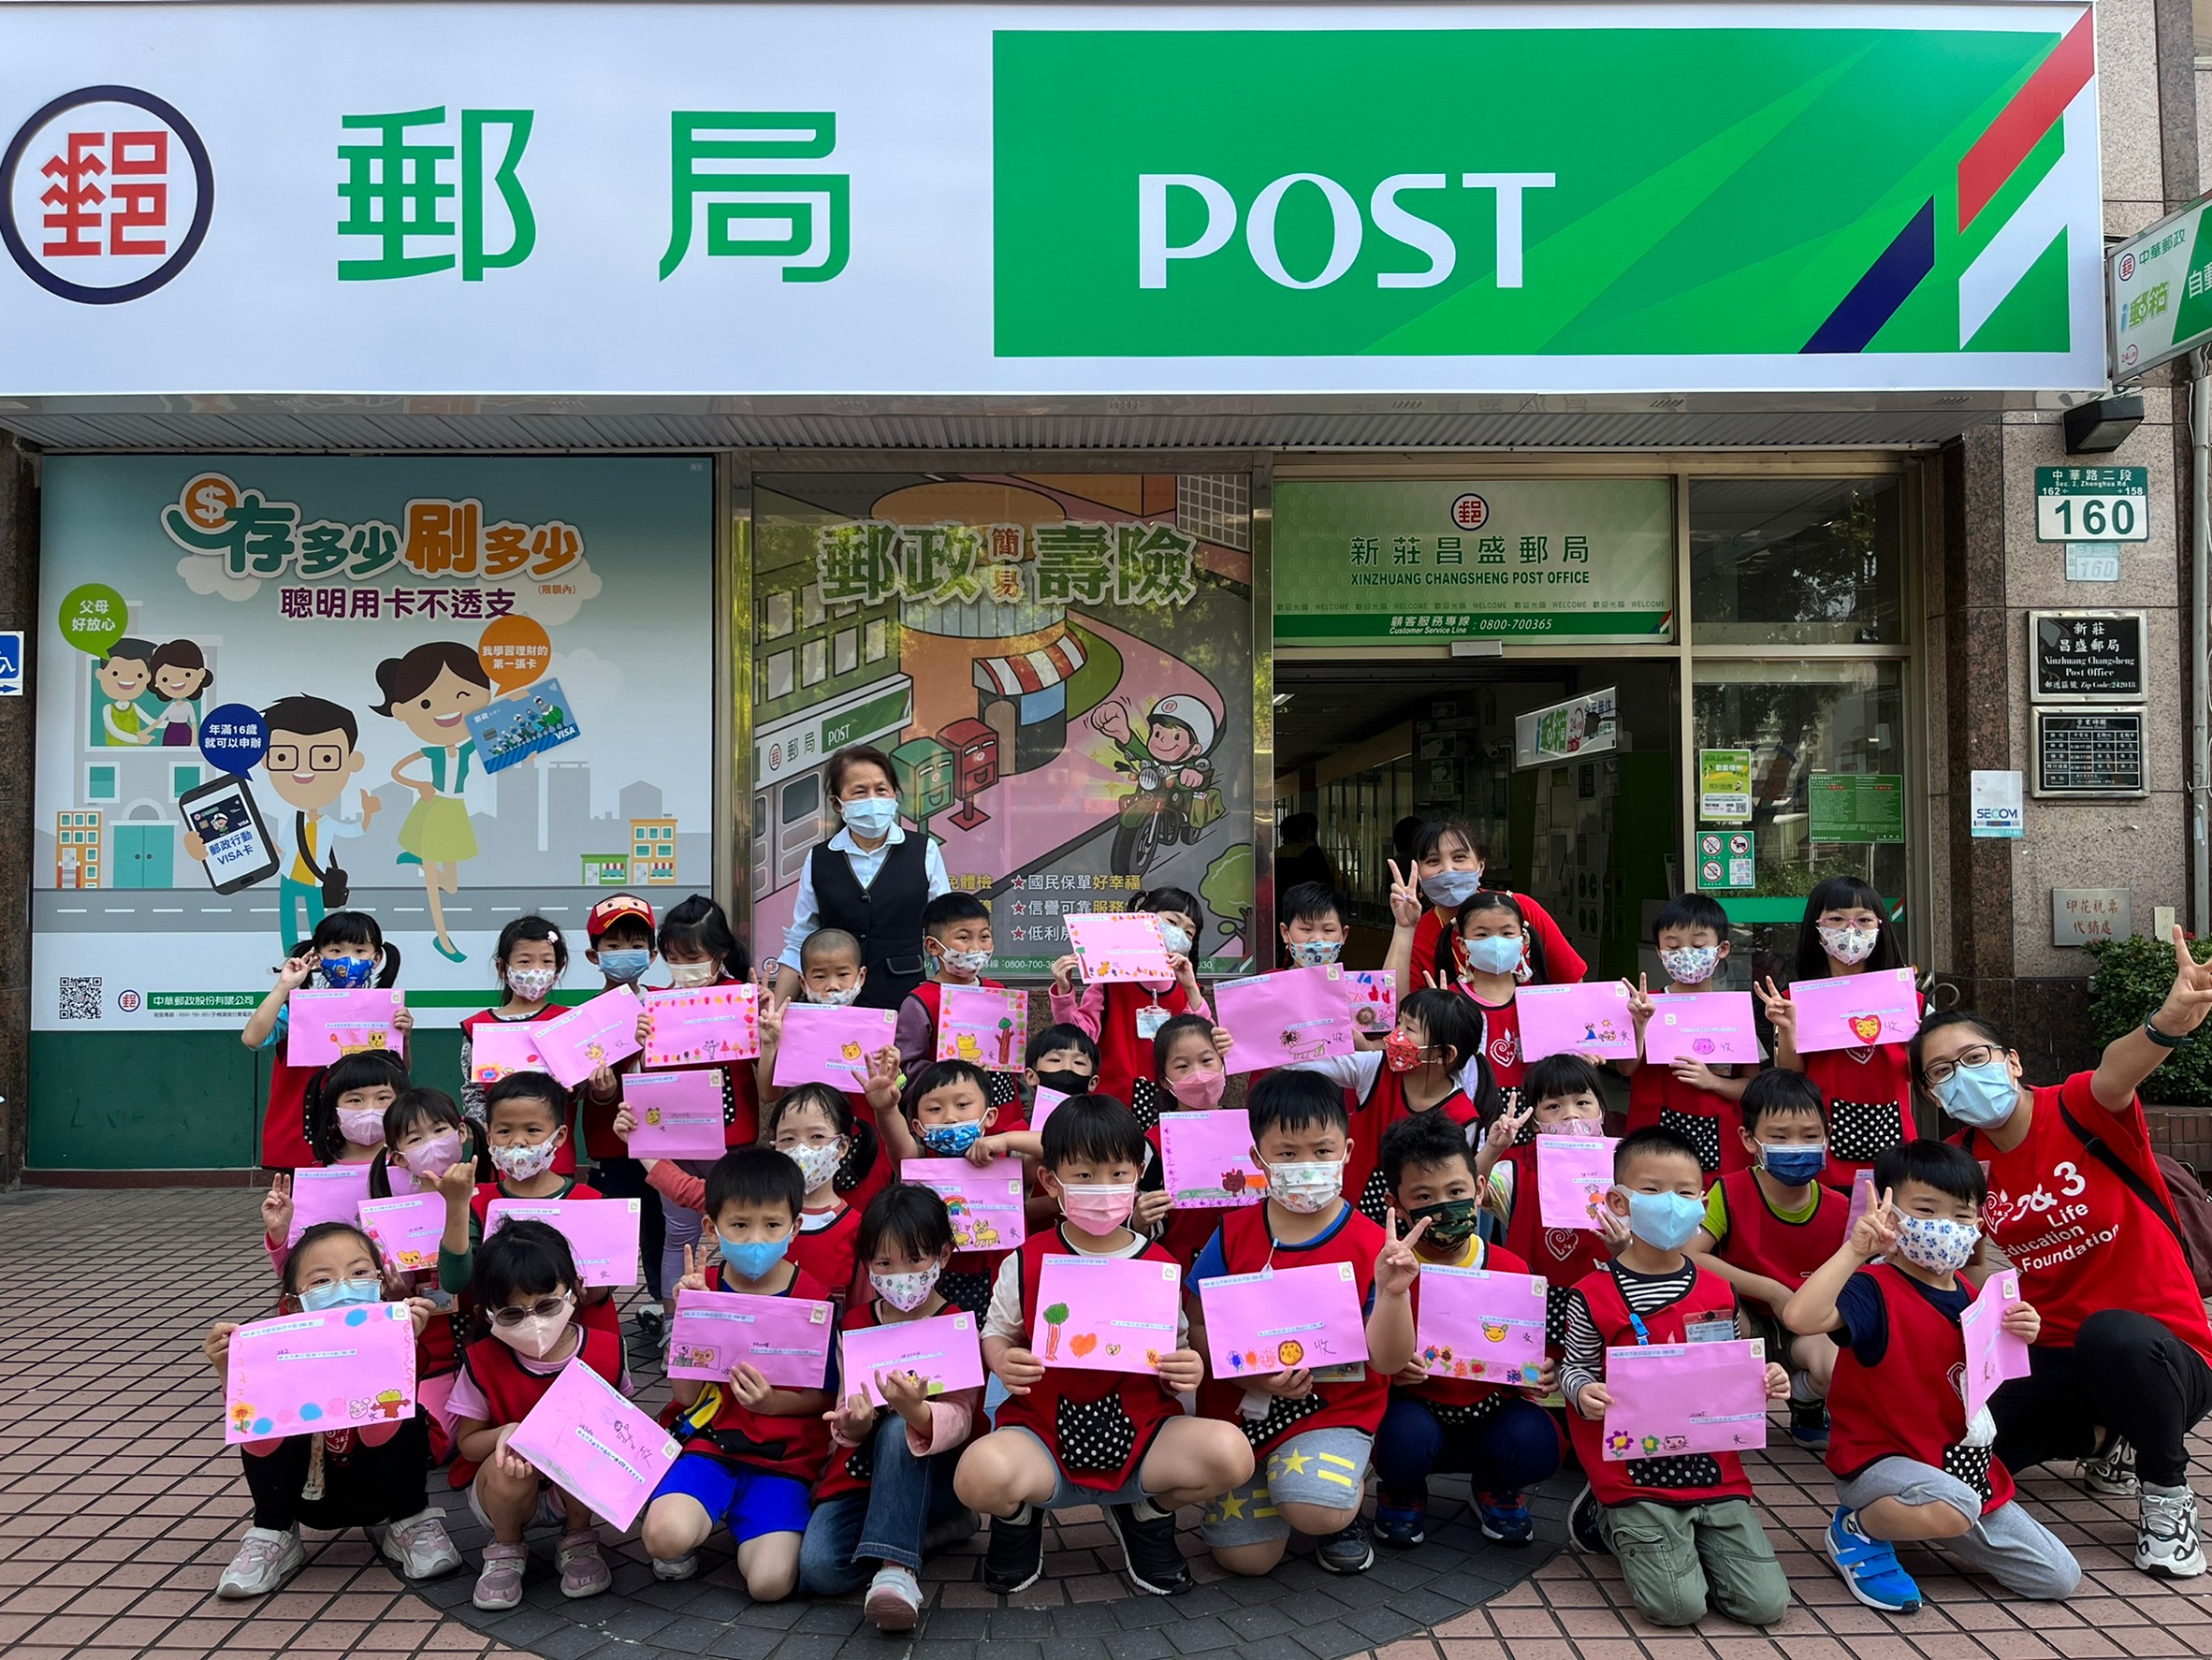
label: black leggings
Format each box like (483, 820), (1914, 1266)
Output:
(241, 1414), (431, 1532)
(1990, 1309), (2212, 1489)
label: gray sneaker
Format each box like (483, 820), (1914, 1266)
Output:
(1317, 1521), (1374, 1575)
(651, 1551), (699, 1581)
(2081, 1436), (2140, 1496)
(2138, 1487), (2207, 1580)
(216, 1526), (304, 1599)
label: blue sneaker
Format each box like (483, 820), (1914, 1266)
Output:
(1372, 1500), (1426, 1549)
(1826, 1507), (1922, 1613)
(1568, 1484), (1608, 1555)
(1474, 1491), (1533, 1547)
(1788, 1400), (1831, 1451)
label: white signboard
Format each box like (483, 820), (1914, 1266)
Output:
(2109, 193), (2212, 378)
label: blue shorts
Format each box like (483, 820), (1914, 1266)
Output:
(652, 1452), (811, 1544)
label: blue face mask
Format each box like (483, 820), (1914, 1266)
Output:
(1463, 934), (1524, 977)
(1934, 1058), (2019, 1129)
(1288, 939), (1343, 968)
(920, 1120), (985, 1156)
(318, 954), (375, 989)
(1759, 1143), (1828, 1186)
(597, 948), (650, 983)
(718, 1232), (791, 1282)
(1421, 868), (1483, 909)
(299, 1276), (383, 1311)
(1623, 1189), (1707, 1251)
(841, 795), (899, 837)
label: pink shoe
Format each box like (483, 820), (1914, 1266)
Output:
(557, 1530), (611, 1599)
(472, 1541), (528, 1610)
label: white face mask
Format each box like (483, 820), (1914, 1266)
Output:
(870, 1266), (941, 1312)
(1157, 923), (1193, 958)
(489, 1136), (560, 1180)
(1818, 924), (1880, 966)
(1894, 1214), (1980, 1275)
(505, 967), (558, 1000)
(813, 983), (863, 1007)
(1265, 1158), (1344, 1215)
(666, 960), (720, 989)
(782, 1141), (845, 1190)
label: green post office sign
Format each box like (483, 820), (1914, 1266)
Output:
(1273, 479), (1673, 641)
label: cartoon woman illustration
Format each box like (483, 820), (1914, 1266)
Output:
(372, 641), (492, 963)
(149, 639), (213, 747)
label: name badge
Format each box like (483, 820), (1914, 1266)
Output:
(1683, 1317), (1738, 1345)
(1134, 1004), (1171, 1041)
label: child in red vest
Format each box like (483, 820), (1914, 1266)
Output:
(643, 1147), (837, 1601)
(1562, 1127), (1793, 1629)
(1784, 1141), (2079, 1612)
(1689, 1070), (1848, 1449)
(1188, 1070), (1399, 1577)
(447, 1219), (630, 1609)
(1371, 1112), (1564, 1551)
(954, 1094), (1252, 1598)
(1476, 1054), (1617, 1363)
(458, 915), (579, 1177)
(575, 893), (665, 1331)
(896, 893), (1025, 1114)
(1621, 893), (1753, 1177)
(869, 1058), (1037, 1316)
(1046, 884), (1213, 1106)
(240, 910), (412, 1169)
(1137, 1013), (1230, 1264)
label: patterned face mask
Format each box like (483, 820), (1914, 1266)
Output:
(870, 1266), (940, 1312)
(489, 1136), (560, 1181)
(1658, 945), (1719, 985)
(1894, 1214), (1980, 1274)
(1818, 925), (1880, 966)
(782, 1141), (845, 1190)
(1265, 1159), (1344, 1215)
(505, 967), (558, 1000)
(1288, 939), (1344, 968)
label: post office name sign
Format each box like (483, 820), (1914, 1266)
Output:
(0, 3), (2104, 397)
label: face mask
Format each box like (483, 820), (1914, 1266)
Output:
(597, 948), (651, 983)
(1462, 935), (1523, 977)
(1033, 1068), (1091, 1097)
(318, 954), (375, 989)
(666, 959), (720, 989)
(336, 1107), (387, 1147)
(1420, 868), (1482, 908)
(1819, 925), (1881, 967)
(718, 1232), (791, 1281)
(1933, 1058), (2018, 1129)
(1622, 1188), (1707, 1251)
(919, 1119), (984, 1156)
(1288, 939), (1344, 968)
(1266, 1159), (1344, 1215)
(299, 1275), (383, 1312)
(1759, 1143), (1828, 1186)
(1536, 1116), (1594, 1137)
(841, 795), (899, 837)
(938, 947), (993, 975)
(493, 1299), (575, 1360)
(1168, 1067), (1226, 1110)
(505, 967), (558, 1000)
(489, 1136), (560, 1180)
(1408, 1196), (1482, 1251)
(1895, 1214), (1981, 1275)
(1058, 1183), (1137, 1232)
(812, 983), (863, 1008)
(1157, 923), (1193, 958)
(1659, 945), (1720, 985)
(871, 1266), (941, 1312)
(400, 1129), (465, 1180)
(783, 1141), (845, 1189)
(1383, 1029), (1426, 1072)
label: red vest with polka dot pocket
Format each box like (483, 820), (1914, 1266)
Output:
(1712, 1169), (1849, 1288)
(815, 1292), (887, 1503)
(1498, 1143), (1610, 1301)
(447, 1322), (626, 1487)
(1094, 980), (1197, 1107)
(665, 1261), (837, 1483)
(1345, 1064), (1479, 1225)
(995, 1229), (1183, 1493)
(1404, 1238), (1535, 1411)
(1564, 1261), (1754, 1507)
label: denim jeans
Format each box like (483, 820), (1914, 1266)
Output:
(1371, 1394), (1564, 1507)
(797, 1415), (966, 1593)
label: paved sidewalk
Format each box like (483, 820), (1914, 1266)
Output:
(2, 1185), (2208, 1660)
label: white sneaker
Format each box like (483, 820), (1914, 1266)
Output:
(2080, 1436), (2140, 1496)
(2137, 1487), (2207, 1579)
(378, 1508), (464, 1580)
(651, 1551), (699, 1580)
(865, 1564), (923, 1631)
(217, 1525), (305, 1599)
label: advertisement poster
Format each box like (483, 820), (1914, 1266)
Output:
(751, 473), (1254, 976)
(1698, 750), (1753, 823)
(33, 457), (713, 1029)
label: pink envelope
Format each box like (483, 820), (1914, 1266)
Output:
(1642, 992), (1760, 1066)
(667, 1288), (837, 1387)
(288, 1164), (371, 1245)
(935, 985), (1030, 1070)
(1959, 1269), (2033, 1420)
(1516, 981), (1637, 1062)
(1345, 970), (1398, 1036)
(535, 986), (646, 1088)
(772, 1003), (898, 1090)
(1063, 911), (1172, 984)
(900, 1158), (1026, 1252)
(225, 1303), (416, 1443)
(1415, 1264), (1550, 1386)
(1537, 1135), (1620, 1231)
(357, 1193), (444, 1274)
(1033, 1253), (1183, 1374)
(285, 987), (403, 1067)
(471, 1023), (549, 1085)
(1199, 1260), (1368, 1381)
(1845, 1169), (1877, 1235)
(505, 1356), (680, 1530)
(622, 1070), (728, 1159)
(484, 1198), (642, 1287)
(842, 1310), (987, 1406)
(1157, 1110), (1266, 1209)
(1790, 968), (1920, 1053)
(641, 983), (761, 1069)
(1214, 965), (1358, 1074)
(1031, 1087), (1071, 1134)
(1603, 1338), (1770, 1460)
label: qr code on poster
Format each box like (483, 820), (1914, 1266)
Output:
(59, 976), (102, 1021)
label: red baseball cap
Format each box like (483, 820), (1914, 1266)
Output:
(587, 894), (655, 940)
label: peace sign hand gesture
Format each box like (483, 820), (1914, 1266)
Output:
(1623, 973), (1655, 1025)
(2154, 924), (2212, 1040)
(676, 1244), (710, 1295)
(1481, 1101), (1533, 1158)
(1757, 976), (1796, 1036)
(1387, 860), (1424, 930)
(1850, 1187), (1902, 1260)
(1375, 1211), (1430, 1300)
(260, 1172), (294, 1243)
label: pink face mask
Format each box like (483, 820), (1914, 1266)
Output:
(1059, 1183), (1137, 1233)
(1168, 1067), (1226, 1110)
(401, 1129), (465, 1180)
(337, 1108), (387, 1147)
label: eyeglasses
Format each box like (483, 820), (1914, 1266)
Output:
(1920, 1043), (2003, 1088)
(268, 743), (345, 773)
(488, 1294), (574, 1328)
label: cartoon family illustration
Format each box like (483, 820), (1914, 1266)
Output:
(95, 635), (214, 746)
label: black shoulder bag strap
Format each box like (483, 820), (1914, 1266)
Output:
(2054, 1099), (2187, 1247)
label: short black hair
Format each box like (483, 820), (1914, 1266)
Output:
(1413, 818), (1488, 866)
(1246, 1069), (1349, 1143)
(826, 742), (898, 798)
(1652, 892), (1730, 944)
(1526, 1052), (1604, 1109)
(305, 1049), (409, 1163)
(1151, 1012), (1215, 1076)
(1026, 1023), (1098, 1070)
(764, 1081), (853, 1141)
(857, 1183), (955, 1263)
(263, 692), (359, 750)
(922, 892), (992, 936)
(493, 913), (568, 978)
(486, 1070), (571, 1124)
(1041, 1092), (1148, 1172)
(1399, 987), (1484, 1074)
(801, 927), (863, 968)
(1906, 1010), (2010, 1095)
(660, 894), (750, 983)
(704, 1143), (805, 1220)
(1872, 1138), (1988, 1208)
(371, 1086), (488, 1198)
(1381, 1110), (1477, 1195)
(1135, 886), (1201, 924)
(1739, 1070), (1826, 1135)
(902, 1059), (991, 1120)
(1614, 1125), (1702, 1178)
(283, 1221), (383, 1297)
(1277, 881), (1345, 929)
(471, 1219), (580, 1334)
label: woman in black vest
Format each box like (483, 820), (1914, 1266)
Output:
(775, 743), (950, 1011)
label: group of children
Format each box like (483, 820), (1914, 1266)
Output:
(207, 811), (2123, 1635)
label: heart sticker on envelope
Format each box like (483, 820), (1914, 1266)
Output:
(1848, 1013), (1885, 1043)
